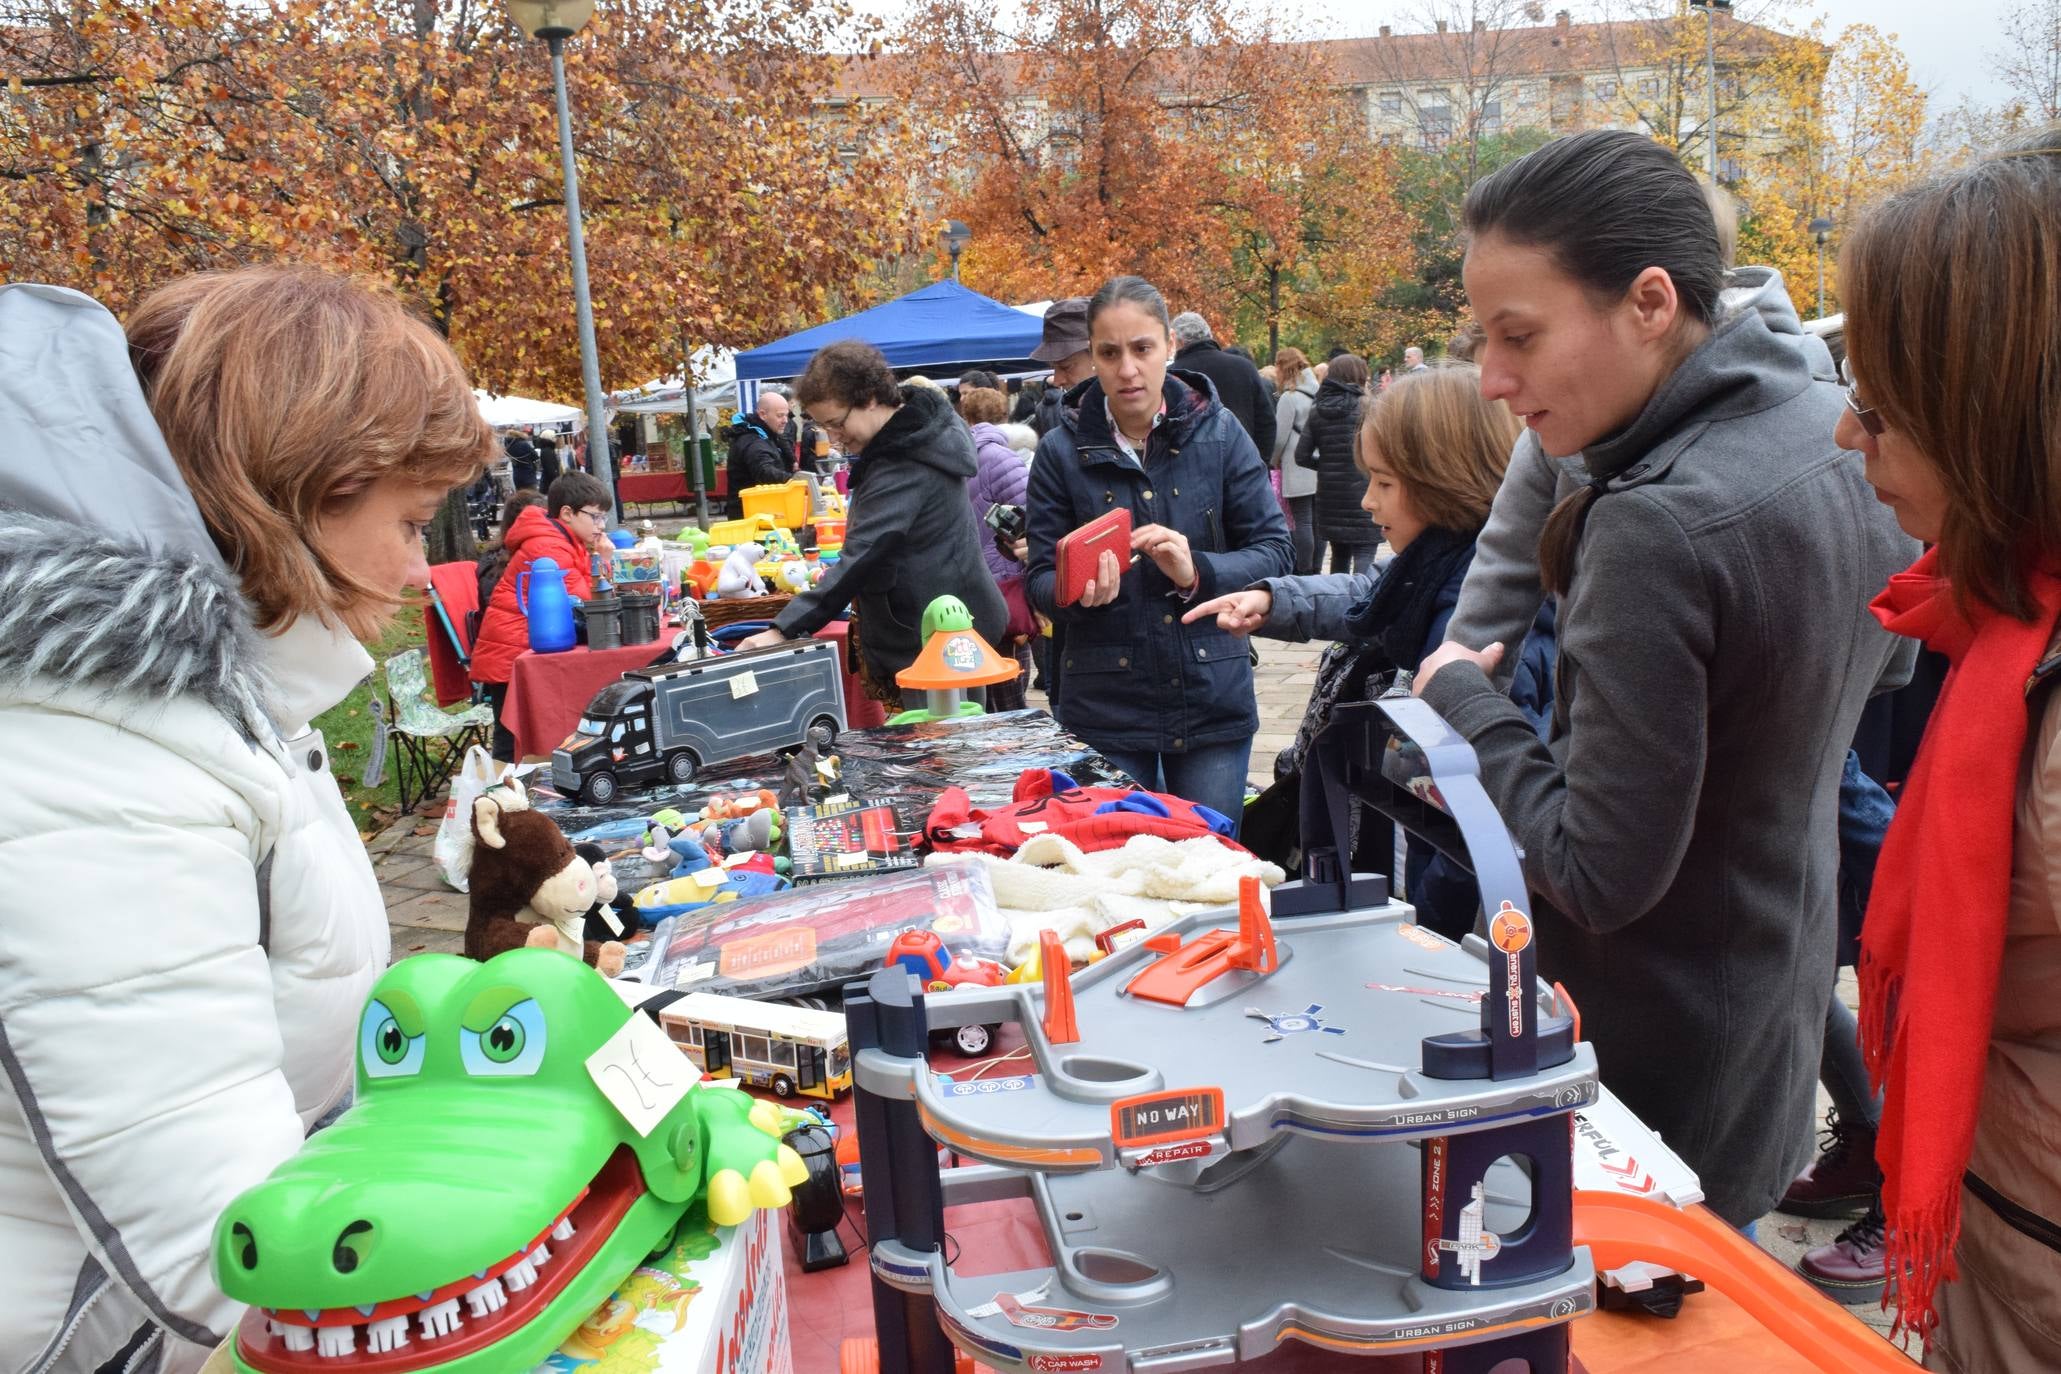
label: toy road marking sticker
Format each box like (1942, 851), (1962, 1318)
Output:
(941, 1074), (1036, 1097)
(1110, 1087), (1225, 1148)
(1028, 1357), (1106, 1372)
(1488, 902), (1532, 953)
(1397, 925), (1451, 952)
(1133, 1139), (1214, 1166)
(586, 1012), (700, 1137)
(730, 670), (759, 698)
(969, 1282), (1118, 1336)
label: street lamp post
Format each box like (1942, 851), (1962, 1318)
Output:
(1688, 0), (1732, 182)
(1809, 216), (1834, 319)
(507, 0), (614, 515)
(943, 220), (971, 282)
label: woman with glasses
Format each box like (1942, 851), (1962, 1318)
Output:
(470, 471), (615, 760)
(736, 341), (1006, 705)
(1410, 130), (1916, 1232)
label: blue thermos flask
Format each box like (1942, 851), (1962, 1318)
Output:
(517, 556), (578, 654)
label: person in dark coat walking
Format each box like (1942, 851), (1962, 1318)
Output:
(1298, 354), (1378, 573)
(737, 342), (1006, 701)
(504, 430), (539, 491)
(1025, 277), (1292, 825)
(1414, 131), (1915, 1228)
(724, 391), (792, 516)
(1170, 311), (1276, 461)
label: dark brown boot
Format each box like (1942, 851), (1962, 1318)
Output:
(1778, 1106), (1881, 1219)
(1796, 1198), (1887, 1305)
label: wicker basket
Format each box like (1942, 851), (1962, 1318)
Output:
(696, 593), (795, 630)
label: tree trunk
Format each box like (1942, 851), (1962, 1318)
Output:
(427, 486), (478, 566)
(1267, 266), (1281, 358)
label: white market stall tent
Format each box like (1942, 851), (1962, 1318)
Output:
(474, 390), (583, 430)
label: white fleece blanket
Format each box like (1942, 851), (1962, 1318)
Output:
(926, 833), (1286, 967)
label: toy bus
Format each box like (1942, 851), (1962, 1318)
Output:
(657, 991), (852, 1101)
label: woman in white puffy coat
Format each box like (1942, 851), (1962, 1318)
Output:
(0, 268), (492, 1374)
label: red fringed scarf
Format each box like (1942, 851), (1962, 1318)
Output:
(1862, 547), (2061, 1339)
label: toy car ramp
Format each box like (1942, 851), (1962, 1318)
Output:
(1572, 1191), (1915, 1371)
(861, 1141), (1593, 1372)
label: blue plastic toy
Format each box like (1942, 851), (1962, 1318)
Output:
(516, 555), (578, 654)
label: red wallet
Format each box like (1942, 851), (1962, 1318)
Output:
(1055, 508), (1133, 607)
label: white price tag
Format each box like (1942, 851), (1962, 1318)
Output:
(692, 866), (727, 888)
(672, 959), (717, 988)
(835, 850), (872, 869)
(823, 793), (851, 807)
(586, 1013), (700, 1137)
(816, 760), (838, 778)
(720, 851), (754, 869)
(730, 671), (759, 699)
(606, 978), (667, 1009)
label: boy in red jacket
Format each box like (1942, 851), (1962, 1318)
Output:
(471, 471), (611, 759)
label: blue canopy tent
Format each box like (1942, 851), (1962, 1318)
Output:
(731, 280), (1047, 397)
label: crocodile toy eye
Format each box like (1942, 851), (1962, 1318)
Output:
(358, 1000), (424, 1080)
(461, 999), (547, 1077)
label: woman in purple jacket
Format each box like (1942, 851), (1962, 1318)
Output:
(961, 385), (1033, 709)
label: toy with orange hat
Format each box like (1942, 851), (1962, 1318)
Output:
(888, 594), (1023, 725)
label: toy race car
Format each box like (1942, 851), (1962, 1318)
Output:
(884, 929), (1007, 1057)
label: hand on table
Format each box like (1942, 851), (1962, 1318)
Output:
(1131, 523), (1196, 592)
(1078, 549), (1124, 608)
(736, 628), (792, 653)
(1413, 640), (1505, 696)
(1181, 588), (1272, 636)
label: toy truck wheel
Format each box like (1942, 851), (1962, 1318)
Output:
(666, 750), (699, 784)
(582, 770), (620, 806)
(772, 1074), (796, 1099)
(953, 1023), (994, 1057)
(807, 714), (841, 746)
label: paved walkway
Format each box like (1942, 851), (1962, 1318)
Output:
(361, 637), (1903, 1349)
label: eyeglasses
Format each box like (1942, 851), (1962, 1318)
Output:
(578, 506), (608, 521)
(1839, 358), (1883, 437)
(814, 406), (852, 436)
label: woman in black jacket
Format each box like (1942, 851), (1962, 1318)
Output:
(738, 343), (1006, 705)
(1299, 354), (1379, 574)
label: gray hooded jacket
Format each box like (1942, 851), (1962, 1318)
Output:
(1421, 298), (1916, 1224)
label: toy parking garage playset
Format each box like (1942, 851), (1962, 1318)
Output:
(207, 603), (1916, 1373)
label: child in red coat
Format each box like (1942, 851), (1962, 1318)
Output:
(471, 471), (611, 759)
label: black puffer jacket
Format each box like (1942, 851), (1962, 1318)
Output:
(725, 418), (790, 516)
(1175, 339), (1277, 459)
(772, 384), (1006, 683)
(1298, 376), (1375, 546)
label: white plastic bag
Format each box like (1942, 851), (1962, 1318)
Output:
(436, 746), (518, 891)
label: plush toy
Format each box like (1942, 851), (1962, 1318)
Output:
(699, 808), (781, 859)
(466, 788), (627, 976)
(573, 841), (644, 944)
(773, 559), (811, 594)
(716, 542), (765, 598)
(702, 789), (778, 821)
(631, 852), (789, 921)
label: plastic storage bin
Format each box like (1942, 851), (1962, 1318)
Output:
(741, 480), (811, 529)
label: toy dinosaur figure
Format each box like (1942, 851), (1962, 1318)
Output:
(213, 949), (806, 1373)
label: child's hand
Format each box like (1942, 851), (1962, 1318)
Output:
(1182, 589), (1272, 636)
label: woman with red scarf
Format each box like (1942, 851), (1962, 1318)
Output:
(1837, 130), (2061, 1365)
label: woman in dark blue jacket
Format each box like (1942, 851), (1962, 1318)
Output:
(1186, 363), (1554, 937)
(1025, 277), (1292, 825)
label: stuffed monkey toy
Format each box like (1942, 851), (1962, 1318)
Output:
(465, 789), (627, 976)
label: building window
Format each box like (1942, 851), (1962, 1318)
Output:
(1718, 156), (1745, 183)
(1419, 105), (1453, 147)
(1595, 79), (1618, 99)
(1480, 100), (1502, 136)
(1380, 90), (1402, 114)
(1638, 77), (1660, 96)
(1551, 83), (1579, 120)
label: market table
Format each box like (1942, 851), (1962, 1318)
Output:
(502, 617), (884, 761)
(619, 466), (727, 508)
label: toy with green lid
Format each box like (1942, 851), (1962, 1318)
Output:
(212, 948), (806, 1374)
(887, 594), (1023, 725)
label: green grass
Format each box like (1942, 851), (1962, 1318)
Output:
(313, 606), (431, 840)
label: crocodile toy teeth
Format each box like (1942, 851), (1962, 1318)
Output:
(213, 949), (807, 1373)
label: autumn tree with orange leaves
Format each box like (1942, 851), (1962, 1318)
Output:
(0, 0), (921, 409)
(889, 0), (1414, 355)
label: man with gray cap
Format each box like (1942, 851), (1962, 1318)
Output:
(1170, 310), (1276, 459)
(1029, 297), (1093, 437)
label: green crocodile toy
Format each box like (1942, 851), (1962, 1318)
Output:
(211, 949), (806, 1373)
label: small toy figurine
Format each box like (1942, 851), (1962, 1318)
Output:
(212, 950), (806, 1372)
(465, 789), (627, 976)
(780, 726), (842, 808)
(774, 559), (811, 594)
(572, 841), (644, 944)
(716, 542), (765, 598)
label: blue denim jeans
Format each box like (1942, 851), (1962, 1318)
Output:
(1827, 749), (1891, 1127)
(1096, 739), (1252, 835)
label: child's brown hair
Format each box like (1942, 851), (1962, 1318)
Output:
(1358, 364), (1521, 534)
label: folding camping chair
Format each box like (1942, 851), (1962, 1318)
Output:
(366, 648), (494, 813)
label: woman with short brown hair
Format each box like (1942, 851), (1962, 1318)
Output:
(1832, 130), (2061, 1365)
(0, 264), (491, 1370)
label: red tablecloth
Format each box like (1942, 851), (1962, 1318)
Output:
(618, 469), (727, 506)
(501, 617), (883, 760)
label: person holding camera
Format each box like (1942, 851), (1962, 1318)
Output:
(961, 386), (1034, 709)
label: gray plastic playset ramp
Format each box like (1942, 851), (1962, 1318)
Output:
(845, 699), (1603, 1373)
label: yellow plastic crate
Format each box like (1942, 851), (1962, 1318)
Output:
(705, 513), (778, 546)
(740, 480), (811, 529)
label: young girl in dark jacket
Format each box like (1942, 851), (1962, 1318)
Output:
(1187, 364), (1554, 938)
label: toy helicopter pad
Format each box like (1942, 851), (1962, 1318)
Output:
(856, 890), (1598, 1175)
(867, 1136), (1593, 1371)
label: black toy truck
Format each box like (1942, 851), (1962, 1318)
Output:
(552, 639), (847, 805)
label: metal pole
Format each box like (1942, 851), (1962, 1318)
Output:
(950, 246), (962, 281)
(1817, 239), (1827, 318)
(1704, 5), (1718, 181)
(548, 33), (615, 517)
